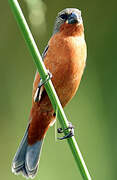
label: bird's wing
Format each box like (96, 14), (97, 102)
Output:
(33, 44), (49, 102)
(33, 44), (56, 125)
(42, 45), (49, 60)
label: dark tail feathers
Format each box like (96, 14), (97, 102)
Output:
(12, 125), (43, 179)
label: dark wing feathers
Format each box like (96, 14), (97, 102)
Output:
(42, 45), (49, 60)
(34, 44), (49, 102)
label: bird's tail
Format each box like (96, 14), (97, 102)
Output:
(12, 125), (43, 178)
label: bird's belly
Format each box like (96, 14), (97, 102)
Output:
(56, 77), (79, 107)
(44, 38), (86, 107)
(50, 59), (84, 107)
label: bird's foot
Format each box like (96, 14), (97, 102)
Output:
(34, 70), (52, 102)
(57, 122), (74, 140)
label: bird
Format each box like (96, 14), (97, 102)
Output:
(12, 8), (87, 179)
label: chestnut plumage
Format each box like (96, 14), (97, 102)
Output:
(12, 8), (87, 179)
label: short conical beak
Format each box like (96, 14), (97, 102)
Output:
(68, 13), (80, 24)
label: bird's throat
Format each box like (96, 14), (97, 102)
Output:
(60, 23), (84, 36)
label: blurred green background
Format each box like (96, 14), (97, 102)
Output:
(0, 0), (117, 179)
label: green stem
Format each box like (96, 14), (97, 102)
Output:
(8, 0), (91, 179)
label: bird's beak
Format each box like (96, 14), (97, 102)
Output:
(67, 13), (81, 24)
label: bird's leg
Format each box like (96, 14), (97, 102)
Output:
(57, 122), (74, 140)
(34, 70), (52, 102)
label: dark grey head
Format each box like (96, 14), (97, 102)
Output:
(53, 8), (83, 34)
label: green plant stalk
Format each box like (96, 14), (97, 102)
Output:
(8, 0), (91, 179)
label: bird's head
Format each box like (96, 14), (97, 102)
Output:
(53, 8), (84, 36)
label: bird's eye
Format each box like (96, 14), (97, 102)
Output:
(59, 14), (68, 20)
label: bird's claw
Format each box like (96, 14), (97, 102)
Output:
(57, 122), (74, 140)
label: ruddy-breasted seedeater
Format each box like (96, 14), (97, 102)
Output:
(12, 8), (87, 178)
